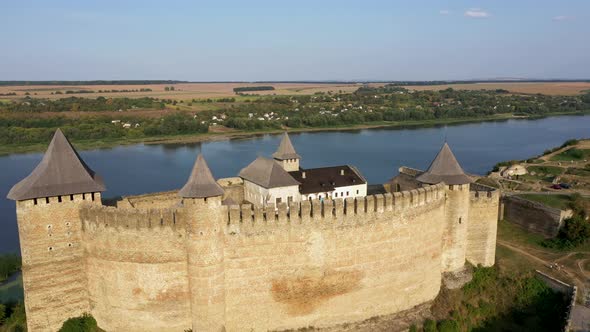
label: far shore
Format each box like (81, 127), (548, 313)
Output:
(1, 112), (588, 156)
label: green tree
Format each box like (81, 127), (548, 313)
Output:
(559, 215), (590, 247)
(59, 313), (99, 332)
(438, 319), (460, 332)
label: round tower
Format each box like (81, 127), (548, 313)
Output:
(272, 132), (301, 172)
(7, 129), (105, 331)
(178, 154), (227, 331)
(417, 142), (472, 273)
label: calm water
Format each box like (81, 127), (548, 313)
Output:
(1, 115), (589, 253)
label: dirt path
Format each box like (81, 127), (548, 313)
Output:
(497, 240), (589, 302)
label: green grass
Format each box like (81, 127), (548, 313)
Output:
(526, 165), (565, 176)
(0, 274), (23, 304)
(516, 194), (572, 209)
(498, 220), (550, 249)
(475, 178), (500, 188)
(550, 148), (590, 161)
(566, 167), (590, 177)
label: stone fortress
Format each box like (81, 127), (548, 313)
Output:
(8, 129), (499, 332)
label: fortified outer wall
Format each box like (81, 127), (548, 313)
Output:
(18, 181), (499, 332)
(222, 186), (446, 331)
(73, 185), (449, 331)
(466, 185), (500, 266)
(502, 195), (572, 238)
(80, 207), (191, 332)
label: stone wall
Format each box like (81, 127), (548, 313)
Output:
(441, 184), (471, 272)
(502, 196), (571, 238)
(15, 193), (101, 332)
(16, 180), (500, 331)
(81, 206), (191, 332)
(534, 271), (577, 332)
(223, 186), (446, 331)
(466, 188), (500, 267)
(118, 191), (180, 210)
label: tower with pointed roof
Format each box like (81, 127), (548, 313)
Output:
(177, 153), (227, 331)
(418, 142), (472, 273)
(7, 129), (105, 331)
(273, 132), (301, 172)
(179, 154), (224, 199)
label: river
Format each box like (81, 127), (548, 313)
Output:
(1, 115), (589, 253)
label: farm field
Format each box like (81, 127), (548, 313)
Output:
(406, 82), (590, 96)
(0, 82), (367, 100)
(2, 81), (590, 101)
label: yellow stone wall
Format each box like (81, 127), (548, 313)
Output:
(466, 189), (500, 267)
(441, 184), (471, 272)
(15, 193), (101, 332)
(14, 181), (500, 332)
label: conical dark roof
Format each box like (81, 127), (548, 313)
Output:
(239, 157), (300, 188)
(416, 143), (473, 185)
(179, 154), (224, 198)
(7, 129), (106, 201)
(272, 132), (301, 160)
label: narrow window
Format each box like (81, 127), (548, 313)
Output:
(459, 217), (462, 224)
(34, 198), (38, 205)
(356, 190), (359, 195)
(45, 197), (49, 204)
(91, 193), (95, 201)
(335, 193), (338, 198)
(347, 191), (350, 196)
(58, 196), (62, 203)
(70, 194), (74, 201)
(82, 193), (86, 200)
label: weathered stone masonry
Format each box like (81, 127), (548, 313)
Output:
(13, 183), (499, 332)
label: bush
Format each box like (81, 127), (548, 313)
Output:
(408, 324), (418, 332)
(1, 302), (26, 331)
(59, 313), (98, 332)
(0, 303), (5, 324)
(559, 215), (590, 247)
(423, 319), (438, 332)
(438, 319), (460, 332)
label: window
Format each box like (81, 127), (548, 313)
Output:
(287, 196), (293, 204)
(335, 193), (338, 198)
(276, 197), (282, 205)
(346, 191), (350, 196)
(356, 190), (359, 194)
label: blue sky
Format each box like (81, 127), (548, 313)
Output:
(1, 0), (589, 81)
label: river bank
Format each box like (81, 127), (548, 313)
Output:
(2, 111), (588, 156)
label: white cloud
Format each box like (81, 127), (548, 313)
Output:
(439, 10), (451, 15)
(552, 15), (572, 21)
(464, 8), (490, 18)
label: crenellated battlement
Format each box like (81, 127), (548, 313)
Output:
(469, 183), (500, 201)
(225, 184), (446, 231)
(80, 205), (183, 231)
